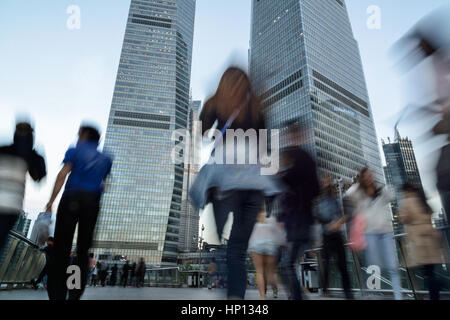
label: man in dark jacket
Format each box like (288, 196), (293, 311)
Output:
(121, 261), (131, 287)
(0, 122), (46, 251)
(315, 176), (353, 299)
(277, 121), (320, 300)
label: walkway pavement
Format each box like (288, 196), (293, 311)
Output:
(0, 287), (347, 300)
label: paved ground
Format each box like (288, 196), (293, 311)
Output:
(0, 286), (349, 300)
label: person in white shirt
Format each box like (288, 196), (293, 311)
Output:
(346, 168), (403, 300)
(248, 208), (286, 300)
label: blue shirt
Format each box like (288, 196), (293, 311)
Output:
(316, 195), (343, 236)
(63, 141), (113, 194)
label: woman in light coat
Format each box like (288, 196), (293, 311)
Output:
(399, 183), (447, 300)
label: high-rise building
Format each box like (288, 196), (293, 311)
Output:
(92, 0), (196, 266)
(249, 0), (384, 184)
(179, 100), (202, 252)
(382, 129), (424, 232)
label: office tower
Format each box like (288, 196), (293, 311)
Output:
(179, 100), (202, 252)
(92, 0), (196, 266)
(249, 0), (384, 184)
(382, 129), (424, 231)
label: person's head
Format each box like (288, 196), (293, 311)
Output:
(70, 251), (76, 258)
(402, 183), (433, 214)
(359, 167), (375, 189)
(89, 253), (94, 258)
(13, 122), (34, 150)
(47, 237), (54, 246)
(321, 176), (335, 196)
(205, 67), (261, 127)
(78, 126), (101, 144)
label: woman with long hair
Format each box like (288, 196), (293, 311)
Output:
(346, 167), (403, 299)
(399, 183), (447, 300)
(191, 67), (282, 299)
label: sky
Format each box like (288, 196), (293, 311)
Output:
(1, 0), (449, 243)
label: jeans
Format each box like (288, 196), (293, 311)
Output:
(365, 232), (403, 300)
(47, 191), (101, 300)
(212, 190), (264, 299)
(279, 240), (309, 300)
(0, 214), (18, 253)
(322, 232), (352, 299)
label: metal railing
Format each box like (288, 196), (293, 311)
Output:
(0, 231), (46, 290)
(302, 232), (450, 300)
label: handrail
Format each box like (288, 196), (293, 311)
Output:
(7, 230), (40, 249)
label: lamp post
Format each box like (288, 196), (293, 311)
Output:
(334, 177), (348, 240)
(199, 224), (205, 270)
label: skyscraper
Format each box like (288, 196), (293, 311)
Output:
(92, 0), (196, 266)
(249, 0), (384, 184)
(382, 129), (424, 232)
(179, 100), (202, 252)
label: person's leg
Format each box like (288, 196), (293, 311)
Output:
(0, 214), (19, 253)
(379, 233), (403, 300)
(252, 253), (266, 299)
(279, 241), (304, 300)
(69, 193), (100, 300)
(226, 191), (263, 299)
(424, 264), (440, 300)
(321, 235), (332, 295)
(335, 234), (353, 299)
(265, 255), (279, 298)
(47, 195), (78, 300)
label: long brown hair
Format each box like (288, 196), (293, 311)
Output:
(202, 67), (262, 129)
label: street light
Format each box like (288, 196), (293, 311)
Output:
(334, 177), (348, 240)
(199, 224), (205, 270)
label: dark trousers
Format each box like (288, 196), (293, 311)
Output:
(36, 263), (48, 284)
(0, 214), (18, 253)
(424, 264), (441, 300)
(47, 191), (100, 300)
(212, 190), (264, 299)
(279, 240), (308, 300)
(121, 274), (129, 287)
(321, 232), (352, 298)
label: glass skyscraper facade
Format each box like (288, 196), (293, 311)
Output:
(383, 130), (424, 232)
(92, 0), (196, 266)
(179, 100), (201, 252)
(250, 0), (384, 184)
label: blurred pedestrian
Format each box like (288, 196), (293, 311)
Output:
(91, 262), (98, 287)
(0, 122), (46, 251)
(207, 258), (218, 290)
(190, 67), (282, 299)
(248, 208), (286, 300)
(315, 176), (353, 299)
(130, 262), (137, 287)
(110, 264), (118, 287)
(399, 183), (448, 300)
(136, 258), (146, 288)
(277, 121), (320, 300)
(31, 237), (55, 290)
(99, 260), (108, 287)
(45, 125), (113, 300)
(88, 253), (96, 285)
(121, 261), (131, 287)
(346, 167), (403, 300)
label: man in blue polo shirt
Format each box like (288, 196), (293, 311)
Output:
(45, 125), (112, 300)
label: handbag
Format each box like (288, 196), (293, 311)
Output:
(349, 212), (367, 251)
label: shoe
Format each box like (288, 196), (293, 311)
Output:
(31, 279), (38, 290)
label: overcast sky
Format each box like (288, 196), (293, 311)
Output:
(0, 0), (449, 242)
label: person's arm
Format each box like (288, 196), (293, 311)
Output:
(45, 163), (72, 213)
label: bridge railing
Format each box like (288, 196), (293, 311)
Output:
(0, 231), (46, 290)
(303, 231), (450, 299)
